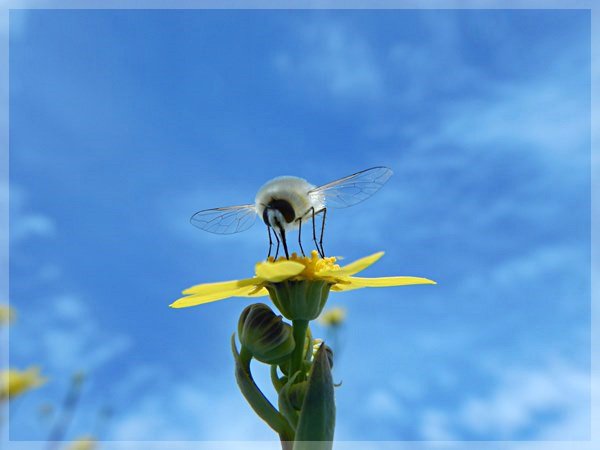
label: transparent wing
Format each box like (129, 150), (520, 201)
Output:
(308, 166), (393, 209)
(190, 205), (257, 234)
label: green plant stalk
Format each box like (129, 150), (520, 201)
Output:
(271, 364), (285, 392)
(46, 373), (85, 450)
(231, 335), (294, 445)
(290, 320), (309, 378)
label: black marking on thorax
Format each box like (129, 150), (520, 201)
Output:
(262, 199), (296, 226)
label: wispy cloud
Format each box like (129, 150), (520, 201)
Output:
(9, 185), (130, 376)
(13, 293), (131, 375)
(8, 185), (56, 244)
(8, 185), (132, 439)
(273, 20), (383, 101)
(454, 361), (592, 439)
(341, 358), (591, 441)
(110, 373), (275, 441)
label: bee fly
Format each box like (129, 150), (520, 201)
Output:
(191, 166), (393, 259)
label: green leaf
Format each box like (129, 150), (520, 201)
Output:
(293, 344), (335, 450)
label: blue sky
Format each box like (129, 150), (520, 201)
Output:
(6, 8), (591, 444)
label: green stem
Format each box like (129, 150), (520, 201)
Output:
(271, 364), (284, 392)
(290, 319), (309, 379)
(231, 336), (294, 441)
(46, 373), (85, 450)
(280, 438), (293, 450)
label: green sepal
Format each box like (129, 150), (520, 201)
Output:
(267, 280), (331, 320)
(231, 334), (294, 442)
(293, 344), (335, 450)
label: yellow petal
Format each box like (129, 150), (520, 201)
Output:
(255, 260), (305, 282)
(170, 286), (257, 308)
(239, 287), (269, 297)
(318, 252), (385, 278)
(333, 275), (436, 291)
(182, 277), (257, 296)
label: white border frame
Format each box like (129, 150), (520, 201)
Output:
(1, 1), (596, 449)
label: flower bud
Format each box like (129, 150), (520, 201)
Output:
(238, 303), (295, 365)
(324, 344), (334, 370)
(288, 380), (308, 410)
(313, 341), (334, 369)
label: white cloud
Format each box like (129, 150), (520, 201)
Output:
(7, 185), (131, 374)
(274, 20), (383, 101)
(54, 294), (86, 320)
(313, 46), (588, 254)
(459, 243), (588, 302)
(14, 293), (131, 375)
(365, 388), (406, 421)
(8, 185), (56, 243)
(110, 375), (276, 441)
(432, 82), (589, 161)
(473, 363), (591, 438)
(387, 21), (483, 104)
(420, 409), (457, 441)
(11, 213), (55, 241)
(427, 360), (592, 440)
(37, 263), (61, 282)
(339, 350), (591, 442)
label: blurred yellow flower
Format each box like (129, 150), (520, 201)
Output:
(171, 250), (435, 309)
(318, 307), (347, 327)
(0, 304), (15, 325)
(66, 435), (97, 450)
(0, 367), (47, 401)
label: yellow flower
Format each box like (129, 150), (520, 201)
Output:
(318, 307), (347, 327)
(0, 367), (47, 401)
(171, 250), (435, 309)
(0, 304), (15, 325)
(66, 436), (97, 450)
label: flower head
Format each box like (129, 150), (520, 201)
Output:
(171, 250), (435, 309)
(0, 304), (15, 325)
(66, 436), (97, 450)
(318, 307), (347, 327)
(0, 367), (47, 401)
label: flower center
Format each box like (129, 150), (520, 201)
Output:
(268, 250), (341, 280)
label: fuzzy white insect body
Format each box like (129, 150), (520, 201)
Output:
(255, 176), (323, 231)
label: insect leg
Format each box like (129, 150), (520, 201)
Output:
(279, 226), (290, 259)
(309, 207), (324, 258)
(274, 230), (281, 259)
(296, 218), (305, 257)
(267, 226), (273, 259)
(318, 208), (327, 257)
